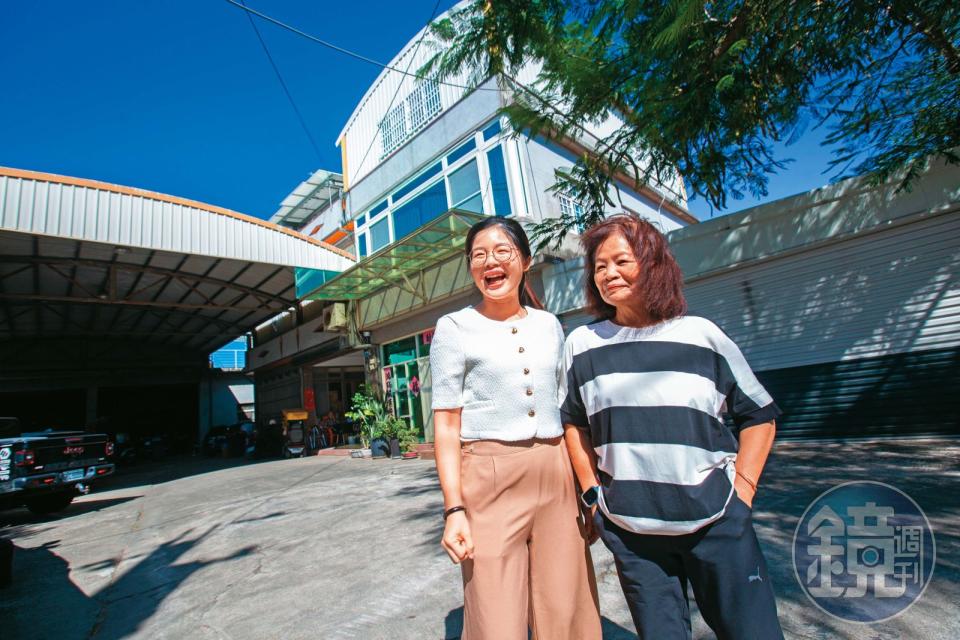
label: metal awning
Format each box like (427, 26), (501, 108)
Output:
(302, 209), (485, 301)
(0, 167), (353, 355)
(269, 169), (343, 229)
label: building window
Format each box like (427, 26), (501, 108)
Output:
(209, 338), (247, 370)
(381, 82), (442, 158)
(448, 159), (483, 213)
(355, 124), (526, 256)
(486, 145), (512, 216)
(558, 193), (586, 231)
(358, 232), (368, 258)
(408, 81), (441, 133)
(381, 103), (407, 156)
(380, 329), (435, 439)
(370, 216), (391, 252)
(369, 199), (388, 217)
(446, 138), (476, 166)
(482, 118), (502, 141)
(392, 180), (448, 240)
(393, 162), (442, 202)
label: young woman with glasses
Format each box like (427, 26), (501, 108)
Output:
(431, 217), (601, 640)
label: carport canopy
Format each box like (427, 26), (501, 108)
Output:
(0, 167), (354, 356)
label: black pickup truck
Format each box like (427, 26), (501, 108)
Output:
(0, 417), (115, 514)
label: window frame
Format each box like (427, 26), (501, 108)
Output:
(356, 117), (522, 257)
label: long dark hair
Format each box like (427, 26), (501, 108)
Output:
(580, 213), (686, 321)
(465, 217), (543, 309)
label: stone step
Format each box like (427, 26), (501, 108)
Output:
(315, 447), (355, 457)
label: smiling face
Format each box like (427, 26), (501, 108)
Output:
(593, 231), (644, 312)
(468, 225), (530, 303)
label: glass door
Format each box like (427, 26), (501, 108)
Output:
(382, 355), (432, 441)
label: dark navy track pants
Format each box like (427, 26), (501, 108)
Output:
(597, 495), (784, 640)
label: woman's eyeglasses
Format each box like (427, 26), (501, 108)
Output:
(469, 245), (516, 266)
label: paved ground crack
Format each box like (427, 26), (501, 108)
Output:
(85, 490), (148, 639)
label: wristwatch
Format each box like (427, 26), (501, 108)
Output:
(580, 485), (600, 508)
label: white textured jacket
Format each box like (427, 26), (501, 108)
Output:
(429, 306), (565, 441)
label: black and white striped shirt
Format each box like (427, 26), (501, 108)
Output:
(559, 316), (780, 535)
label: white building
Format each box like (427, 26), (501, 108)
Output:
(247, 4), (960, 441)
(246, 5), (696, 440)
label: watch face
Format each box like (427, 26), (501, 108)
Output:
(581, 486), (599, 507)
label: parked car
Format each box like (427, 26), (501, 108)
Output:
(201, 424), (247, 457)
(0, 417), (115, 515)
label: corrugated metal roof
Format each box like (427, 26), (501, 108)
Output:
(0, 167), (356, 355)
(0, 167), (354, 270)
(269, 169), (343, 230)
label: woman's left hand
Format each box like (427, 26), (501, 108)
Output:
(734, 475), (756, 508)
(581, 505), (600, 545)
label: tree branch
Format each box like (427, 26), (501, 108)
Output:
(890, 4), (960, 75)
(713, 2), (751, 61)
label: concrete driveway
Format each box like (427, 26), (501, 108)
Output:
(2, 438), (958, 639)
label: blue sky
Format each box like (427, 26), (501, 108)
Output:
(1, 1), (839, 222)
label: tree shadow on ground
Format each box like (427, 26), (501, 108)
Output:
(390, 465), (440, 497)
(0, 539), (98, 637)
(0, 495), (142, 528)
(425, 440), (959, 638)
(389, 464), (444, 549)
(1, 526), (256, 640)
(749, 438), (960, 639)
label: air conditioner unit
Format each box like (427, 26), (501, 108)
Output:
(323, 302), (348, 332)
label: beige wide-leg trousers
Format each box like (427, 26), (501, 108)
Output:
(459, 437), (601, 640)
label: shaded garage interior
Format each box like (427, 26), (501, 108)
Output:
(0, 388), (86, 430)
(0, 384), (198, 448)
(96, 384), (200, 446)
(0, 167), (352, 447)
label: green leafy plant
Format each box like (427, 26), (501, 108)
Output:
(344, 385), (386, 449)
(423, 0), (960, 248)
(396, 420), (421, 454)
(380, 416), (406, 442)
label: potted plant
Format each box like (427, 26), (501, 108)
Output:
(398, 422), (420, 459)
(369, 420), (390, 459)
(380, 416), (406, 458)
(344, 385), (386, 457)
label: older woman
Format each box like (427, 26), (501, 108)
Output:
(560, 214), (784, 639)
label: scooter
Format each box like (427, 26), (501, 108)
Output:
(281, 409), (309, 458)
(283, 424), (306, 458)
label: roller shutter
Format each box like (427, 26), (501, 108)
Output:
(686, 209), (960, 437)
(255, 367), (301, 424)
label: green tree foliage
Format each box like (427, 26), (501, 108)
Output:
(422, 0), (960, 248)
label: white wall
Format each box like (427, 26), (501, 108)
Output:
(543, 160), (960, 372)
(519, 136), (688, 231)
(247, 314), (342, 371)
(685, 208), (960, 371)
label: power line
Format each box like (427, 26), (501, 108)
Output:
(222, 0), (498, 93)
(225, 0), (662, 210)
(348, 0), (444, 187)
(238, 0), (323, 162)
